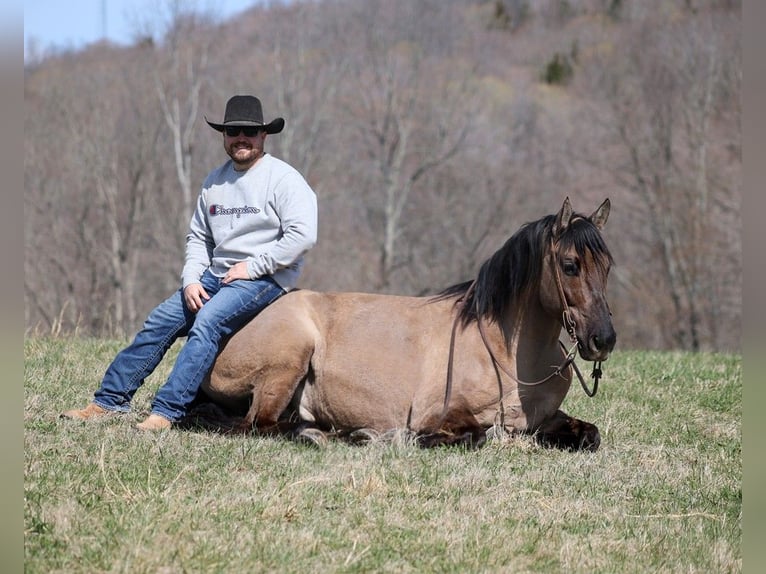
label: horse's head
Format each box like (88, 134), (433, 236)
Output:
(542, 197), (616, 362)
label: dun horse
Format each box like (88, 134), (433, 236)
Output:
(197, 198), (616, 451)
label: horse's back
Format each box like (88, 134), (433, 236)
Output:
(207, 289), (454, 429)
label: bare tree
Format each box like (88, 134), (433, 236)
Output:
(23, 0), (741, 351)
(582, 10), (740, 350)
(24, 46), (166, 335)
(265, 2), (351, 180)
(151, 6), (214, 247)
(338, 0), (475, 291)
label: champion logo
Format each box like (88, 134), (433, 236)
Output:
(209, 205), (261, 217)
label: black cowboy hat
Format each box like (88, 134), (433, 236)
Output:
(205, 95), (285, 135)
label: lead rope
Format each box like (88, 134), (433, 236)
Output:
(559, 341), (601, 397)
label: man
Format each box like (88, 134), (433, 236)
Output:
(62, 95), (318, 431)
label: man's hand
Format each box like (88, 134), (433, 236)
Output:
(183, 283), (210, 313)
(222, 261), (251, 284)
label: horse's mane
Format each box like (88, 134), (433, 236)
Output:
(433, 211), (613, 328)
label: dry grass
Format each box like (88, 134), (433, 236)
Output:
(25, 338), (741, 573)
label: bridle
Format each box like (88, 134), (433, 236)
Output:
(547, 235), (603, 398)
(441, 236), (604, 422)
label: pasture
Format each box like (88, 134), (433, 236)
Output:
(25, 337), (741, 573)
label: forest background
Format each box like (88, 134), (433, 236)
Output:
(23, 0), (742, 352)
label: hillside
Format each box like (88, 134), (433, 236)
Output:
(23, 0), (741, 350)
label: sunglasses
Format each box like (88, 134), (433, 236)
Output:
(224, 126), (264, 137)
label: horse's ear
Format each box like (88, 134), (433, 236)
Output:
(589, 198), (610, 230)
(553, 197), (573, 238)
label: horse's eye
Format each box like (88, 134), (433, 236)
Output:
(563, 259), (579, 276)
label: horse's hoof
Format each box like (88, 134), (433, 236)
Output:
(534, 419), (601, 452)
(295, 427), (328, 448)
(579, 426), (601, 452)
(347, 428), (381, 444)
(485, 425), (508, 442)
(226, 422), (253, 435)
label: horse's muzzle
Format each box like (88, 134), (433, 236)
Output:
(584, 326), (616, 361)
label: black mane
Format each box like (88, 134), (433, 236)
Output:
(433, 211), (613, 328)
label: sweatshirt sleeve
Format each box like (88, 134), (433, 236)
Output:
(181, 191), (215, 288)
(246, 171), (318, 279)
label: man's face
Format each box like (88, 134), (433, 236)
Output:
(223, 127), (267, 168)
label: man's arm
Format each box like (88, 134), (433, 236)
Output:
(246, 172), (318, 279)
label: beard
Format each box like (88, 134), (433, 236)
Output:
(227, 142), (261, 166)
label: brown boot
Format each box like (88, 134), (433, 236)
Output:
(135, 414), (172, 431)
(61, 402), (113, 421)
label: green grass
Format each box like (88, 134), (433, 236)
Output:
(24, 338), (741, 573)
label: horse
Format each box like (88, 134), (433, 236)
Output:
(196, 197), (616, 451)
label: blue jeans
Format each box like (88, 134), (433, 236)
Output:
(93, 270), (285, 421)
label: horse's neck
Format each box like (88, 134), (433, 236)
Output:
(498, 296), (564, 379)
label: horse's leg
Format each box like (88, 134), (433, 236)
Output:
(341, 428), (383, 445)
(416, 404), (487, 449)
(417, 428), (487, 449)
(533, 410), (600, 452)
(180, 401), (247, 433)
(239, 380), (302, 435)
(239, 351), (315, 437)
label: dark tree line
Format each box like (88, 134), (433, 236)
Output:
(24, 0), (741, 351)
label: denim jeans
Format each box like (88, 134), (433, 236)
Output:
(93, 270), (285, 421)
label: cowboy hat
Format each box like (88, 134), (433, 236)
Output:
(205, 95), (285, 135)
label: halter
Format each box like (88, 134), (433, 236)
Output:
(441, 236), (603, 424)
(548, 236), (602, 397)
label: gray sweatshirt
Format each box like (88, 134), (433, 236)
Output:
(181, 154), (318, 291)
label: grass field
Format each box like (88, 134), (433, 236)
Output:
(24, 337), (741, 573)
